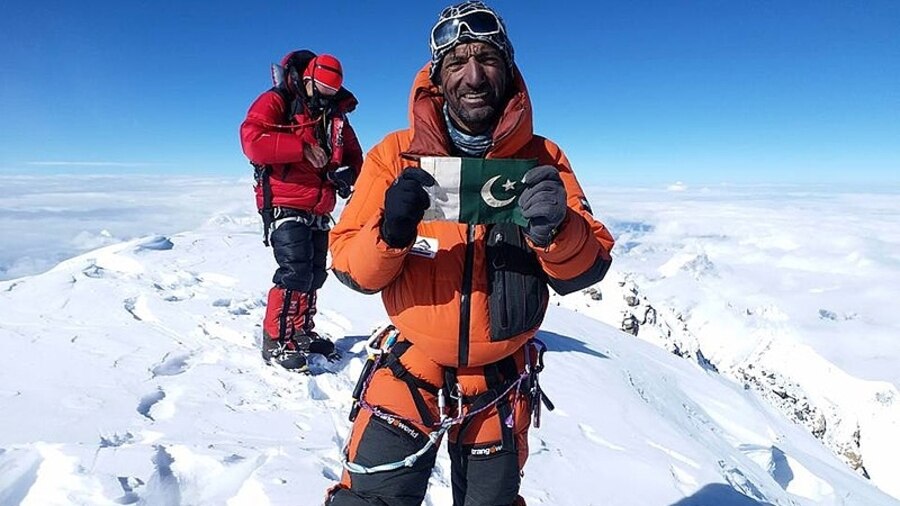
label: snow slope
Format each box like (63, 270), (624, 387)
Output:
(571, 184), (900, 498)
(1, 210), (896, 505)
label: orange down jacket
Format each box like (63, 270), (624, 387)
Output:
(330, 64), (615, 368)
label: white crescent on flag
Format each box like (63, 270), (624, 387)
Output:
(480, 175), (516, 208)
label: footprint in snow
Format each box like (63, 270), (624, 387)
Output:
(137, 389), (166, 421)
(124, 295), (157, 322)
(307, 377), (331, 401)
(151, 352), (193, 378)
(142, 445), (269, 504)
(82, 262), (106, 279)
(99, 431), (136, 448)
(135, 236), (174, 252)
(152, 270), (203, 302)
(211, 296), (265, 316)
(116, 476), (145, 505)
(141, 446), (181, 504)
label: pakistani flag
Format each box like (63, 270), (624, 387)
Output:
(420, 157), (536, 226)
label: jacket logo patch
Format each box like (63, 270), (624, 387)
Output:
(410, 236), (438, 258)
(470, 443), (503, 456)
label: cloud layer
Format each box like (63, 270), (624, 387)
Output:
(0, 174), (254, 280)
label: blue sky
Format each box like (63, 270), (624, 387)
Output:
(1, 0), (897, 185)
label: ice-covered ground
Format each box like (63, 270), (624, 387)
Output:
(1, 176), (898, 504)
(1, 213), (895, 505)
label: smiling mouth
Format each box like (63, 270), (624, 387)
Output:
(460, 91), (490, 104)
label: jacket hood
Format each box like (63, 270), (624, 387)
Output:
(404, 62), (533, 159)
(333, 87), (358, 114)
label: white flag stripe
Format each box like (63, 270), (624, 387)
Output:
(421, 156), (463, 222)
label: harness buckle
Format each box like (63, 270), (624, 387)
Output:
(450, 382), (464, 419)
(364, 323), (399, 356)
(527, 339), (553, 428)
(438, 388), (447, 422)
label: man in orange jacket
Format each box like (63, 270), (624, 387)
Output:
(327, 2), (614, 504)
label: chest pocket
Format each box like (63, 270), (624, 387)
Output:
(486, 222), (549, 341)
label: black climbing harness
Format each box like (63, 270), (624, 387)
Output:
(343, 325), (554, 475)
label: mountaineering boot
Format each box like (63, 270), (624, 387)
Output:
(262, 287), (339, 368)
(262, 336), (309, 372)
(294, 331), (341, 361)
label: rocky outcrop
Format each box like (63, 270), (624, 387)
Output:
(584, 274), (871, 481)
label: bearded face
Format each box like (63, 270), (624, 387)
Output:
(438, 42), (509, 135)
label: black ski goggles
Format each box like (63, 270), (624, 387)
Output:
(430, 9), (504, 52)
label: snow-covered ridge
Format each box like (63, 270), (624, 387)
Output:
(556, 272), (900, 496)
(1, 210), (897, 505)
(573, 184), (900, 500)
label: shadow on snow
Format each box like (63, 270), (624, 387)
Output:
(537, 330), (609, 360)
(669, 484), (775, 506)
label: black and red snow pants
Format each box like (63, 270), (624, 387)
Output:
(263, 210), (329, 342)
(327, 339), (530, 506)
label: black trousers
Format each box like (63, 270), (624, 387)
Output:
(270, 218), (328, 292)
(329, 412), (521, 505)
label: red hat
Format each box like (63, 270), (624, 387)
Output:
(303, 55), (343, 93)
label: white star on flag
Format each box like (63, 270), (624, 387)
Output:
(502, 179), (516, 192)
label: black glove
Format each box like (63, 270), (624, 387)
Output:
(518, 165), (567, 247)
(327, 166), (357, 199)
(381, 168), (435, 248)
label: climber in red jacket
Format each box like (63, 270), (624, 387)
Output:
(240, 50), (363, 371)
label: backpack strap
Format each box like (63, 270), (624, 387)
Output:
(252, 163), (275, 246)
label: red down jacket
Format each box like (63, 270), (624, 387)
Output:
(240, 89), (363, 214)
